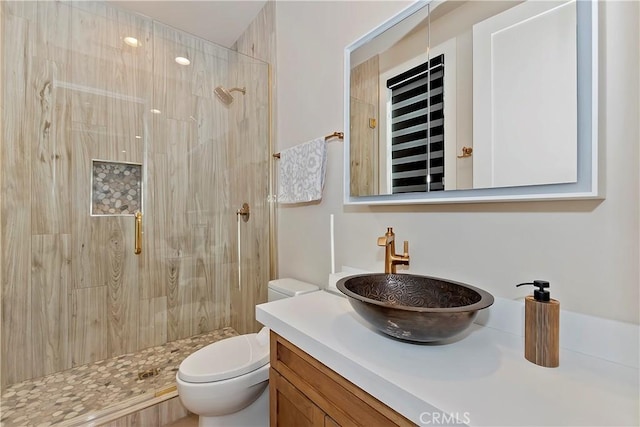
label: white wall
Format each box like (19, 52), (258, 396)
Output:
(274, 1), (639, 324)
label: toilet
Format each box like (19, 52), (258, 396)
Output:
(176, 278), (319, 427)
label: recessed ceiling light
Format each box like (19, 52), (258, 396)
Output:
(175, 56), (191, 66)
(124, 36), (140, 47)
(150, 109), (162, 114)
(135, 135), (142, 139)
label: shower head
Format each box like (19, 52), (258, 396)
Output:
(214, 86), (246, 105)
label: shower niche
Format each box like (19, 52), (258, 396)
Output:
(91, 160), (142, 216)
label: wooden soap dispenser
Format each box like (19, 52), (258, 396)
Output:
(516, 280), (559, 368)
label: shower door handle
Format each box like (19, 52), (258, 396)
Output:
(134, 211), (142, 255)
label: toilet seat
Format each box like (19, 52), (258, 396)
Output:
(178, 333), (269, 383)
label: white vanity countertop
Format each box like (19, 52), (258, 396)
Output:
(256, 290), (639, 426)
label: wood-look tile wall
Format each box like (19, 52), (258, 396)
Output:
(0, 1), (5, 390)
(232, 0), (277, 334)
(350, 55), (380, 196)
(1, 1), (270, 388)
(99, 396), (190, 427)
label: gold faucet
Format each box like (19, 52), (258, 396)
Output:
(377, 227), (410, 274)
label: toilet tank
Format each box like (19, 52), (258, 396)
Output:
(268, 278), (319, 302)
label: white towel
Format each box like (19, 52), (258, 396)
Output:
(278, 137), (327, 204)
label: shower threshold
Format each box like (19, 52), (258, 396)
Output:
(1, 327), (238, 426)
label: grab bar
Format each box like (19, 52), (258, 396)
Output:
(134, 211), (142, 254)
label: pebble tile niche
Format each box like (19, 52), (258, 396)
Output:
(0, 328), (238, 426)
(92, 160), (142, 215)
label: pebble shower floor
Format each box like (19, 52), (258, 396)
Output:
(0, 327), (237, 426)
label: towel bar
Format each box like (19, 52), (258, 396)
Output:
(273, 132), (343, 158)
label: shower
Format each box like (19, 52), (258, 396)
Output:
(0, 1), (271, 424)
(214, 86), (246, 105)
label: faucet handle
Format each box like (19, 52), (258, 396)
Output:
(403, 240), (409, 256)
(378, 227), (395, 246)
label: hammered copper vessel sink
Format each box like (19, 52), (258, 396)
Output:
(337, 273), (494, 343)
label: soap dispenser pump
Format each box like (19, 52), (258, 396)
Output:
(516, 280), (559, 368)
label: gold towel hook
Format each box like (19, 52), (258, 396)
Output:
(457, 146), (473, 158)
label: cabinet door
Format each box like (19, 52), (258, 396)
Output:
(270, 368), (326, 427)
(325, 414), (341, 427)
(270, 332), (413, 426)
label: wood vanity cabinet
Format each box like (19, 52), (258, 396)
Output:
(269, 332), (414, 427)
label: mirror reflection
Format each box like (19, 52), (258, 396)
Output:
(349, 0), (578, 197)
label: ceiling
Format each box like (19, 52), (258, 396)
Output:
(108, 1), (268, 48)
